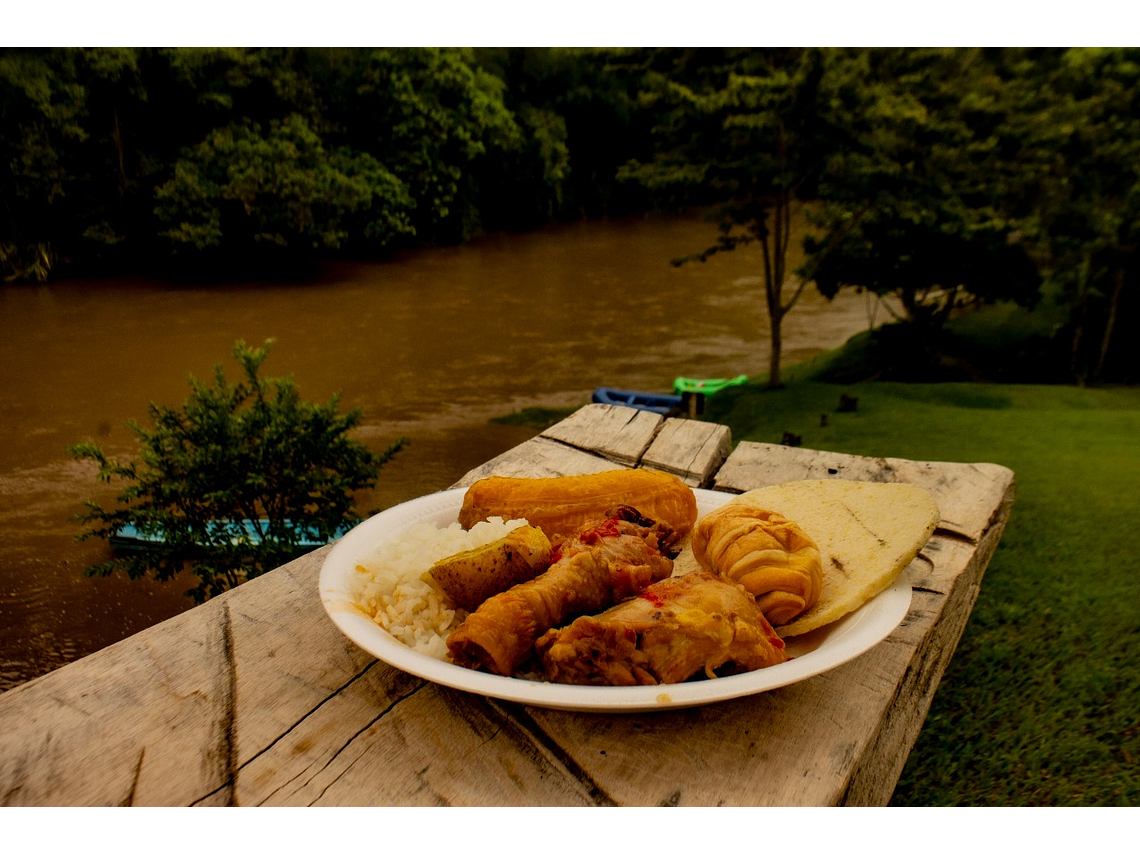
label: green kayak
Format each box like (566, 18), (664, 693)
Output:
(672, 374), (748, 395)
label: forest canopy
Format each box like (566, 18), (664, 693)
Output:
(2, 47), (1137, 383)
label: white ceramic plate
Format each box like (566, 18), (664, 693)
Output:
(319, 487), (912, 713)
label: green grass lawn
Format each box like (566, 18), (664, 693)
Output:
(706, 379), (1140, 805)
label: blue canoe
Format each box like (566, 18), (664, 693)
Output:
(593, 375), (748, 415)
(592, 386), (684, 415)
(110, 519), (352, 551)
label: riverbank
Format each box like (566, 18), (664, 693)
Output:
(497, 303), (1140, 804)
(499, 369), (1140, 806)
(697, 345), (1140, 805)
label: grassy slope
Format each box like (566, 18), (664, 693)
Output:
(706, 378), (1140, 805)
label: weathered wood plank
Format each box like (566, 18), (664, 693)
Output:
(516, 509), (1013, 806)
(539, 403), (662, 466)
(714, 441), (1015, 543)
(240, 663), (596, 806)
(0, 546), (596, 807)
(446, 438), (1013, 805)
(449, 440), (1013, 805)
(0, 555), (365, 806)
(841, 530), (1006, 803)
(454, 404), (726, 487)
(640, 418), (732, 487)
(0, 594), (239, 806)
(451, 437), (622, 486)
(0, 413), (1014, 807)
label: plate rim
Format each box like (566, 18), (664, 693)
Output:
(319, 486), (912, 712)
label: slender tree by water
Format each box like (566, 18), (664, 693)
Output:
(616, 48), (866, 387)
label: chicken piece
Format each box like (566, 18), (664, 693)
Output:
(536, 571), (789, 686)
(446, 506), (676, 676)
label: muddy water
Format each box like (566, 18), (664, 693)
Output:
(0, 212), (888, 691)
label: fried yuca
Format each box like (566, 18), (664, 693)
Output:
(458, 469), (698, 543)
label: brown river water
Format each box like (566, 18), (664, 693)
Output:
(0, 212), (889, 692)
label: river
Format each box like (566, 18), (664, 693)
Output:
(0, 212), (889, 692)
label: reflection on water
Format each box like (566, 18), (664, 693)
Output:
(0, 212), (886, 691)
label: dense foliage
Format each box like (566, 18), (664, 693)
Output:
(68, 340), (405, 601)
(614, 47), (1134, 386)
(0, 48), (617, 279)
(2, 47), (1137, 383)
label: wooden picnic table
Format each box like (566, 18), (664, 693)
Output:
(0, 404), (1014, 806)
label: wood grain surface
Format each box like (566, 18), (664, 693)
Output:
(0, 404), (1014, 806)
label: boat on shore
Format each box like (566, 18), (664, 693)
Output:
(592, 375), (749, 415)
(591, 386), (684, 415)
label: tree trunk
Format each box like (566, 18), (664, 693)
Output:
(112, 103), (128, 211)
(760, 195), (806, 389)
(1069, 253), (1091, 385)
(1092, 263), (1125, 383)
(768, 314), (783, 387)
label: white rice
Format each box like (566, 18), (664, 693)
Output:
(352, 516), (528, 660)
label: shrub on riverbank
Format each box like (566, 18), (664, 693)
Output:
(70, 340), (406, 602)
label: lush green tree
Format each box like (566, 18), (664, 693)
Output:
(1022, 48), (1140, 384)
(147, 49), (425, 264)
(69, 340), (405, 602)
(332, 48), (524, 244)
(617, 48), (870, 387)
(0, 48), (175, 278)
(0, 47), (664, 280)
(152, 113), (415, 259)
(7, 42), (1135, 384)
(1, 48), (532, 278)
(0, 48), (260, 278)
(157, 47), (323, 128)
(802, 48), (1140, 384)
(472, 47), (651, 225)
(800, 49), (1043, 375)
